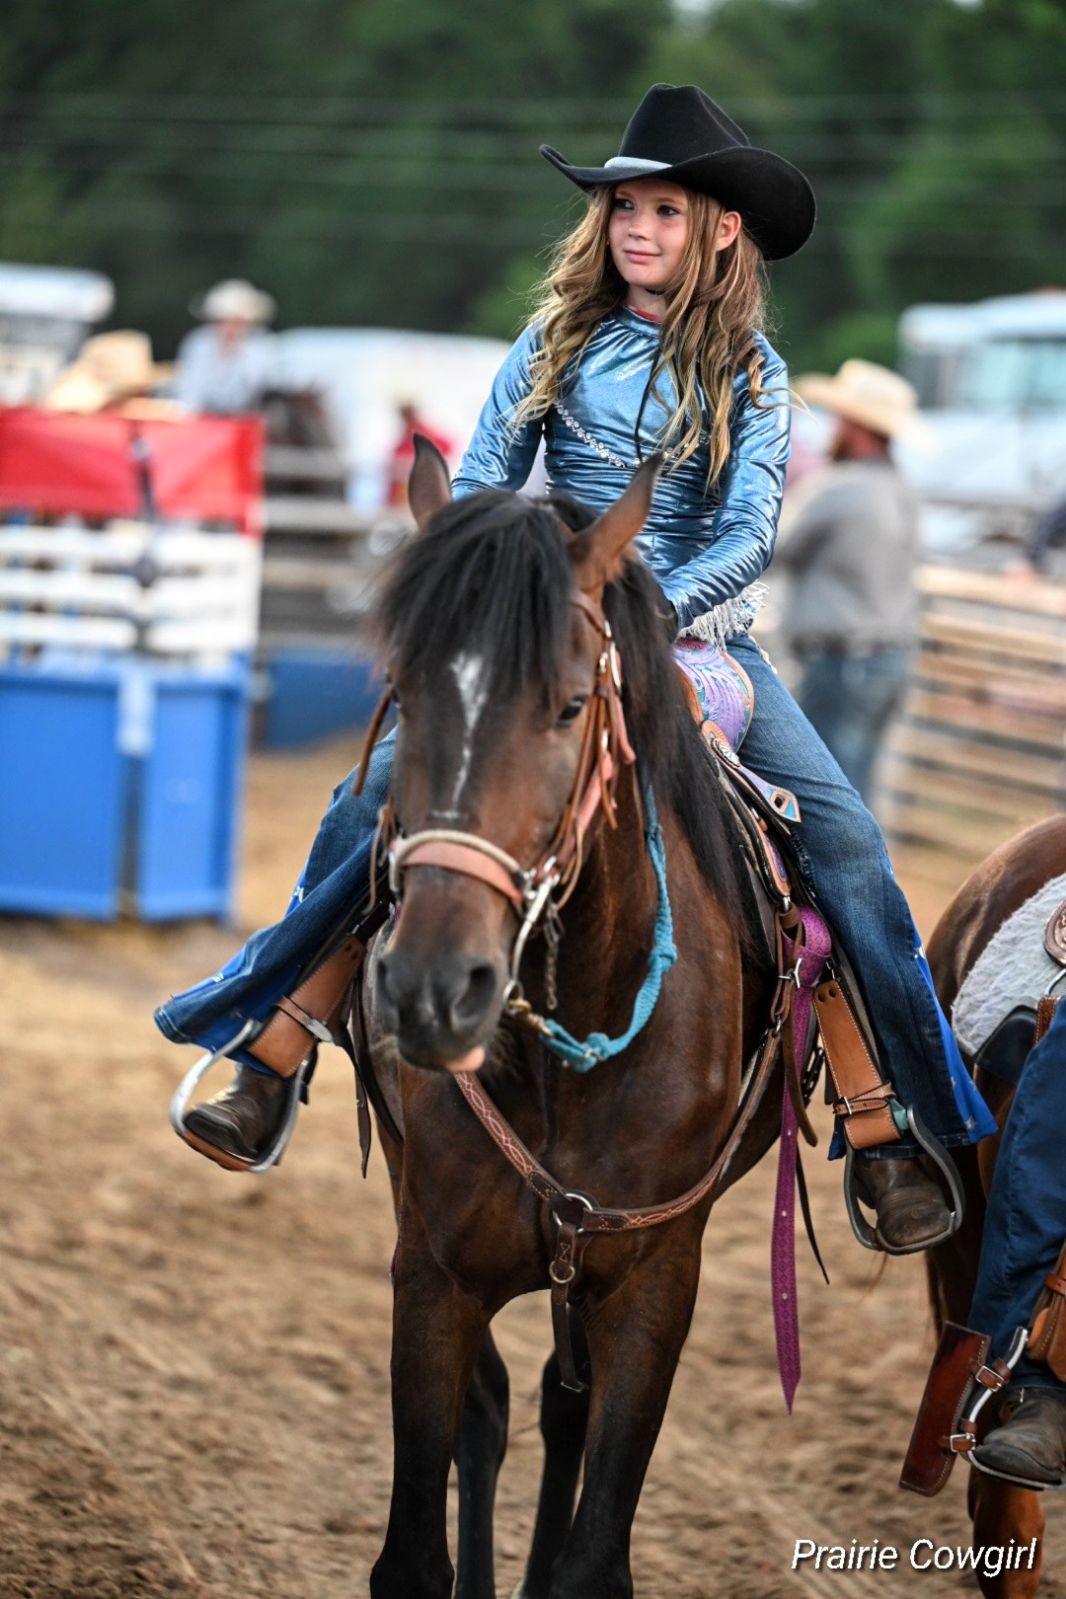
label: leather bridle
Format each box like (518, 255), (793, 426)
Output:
(359, 592), (636, 993)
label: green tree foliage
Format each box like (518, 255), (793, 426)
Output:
(0, 0), (1063, 370)
(0, 0), (669, 350)
(647, 0), (1066, 369)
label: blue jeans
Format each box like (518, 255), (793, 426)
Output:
(155, 635), (994, 1156)
(969, 1000), (1066, 1391)
(156, 729), (396, 1069)
(795, 646), (908, 804)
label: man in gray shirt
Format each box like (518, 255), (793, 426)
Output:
(175, 279), (278, 416)
(776, 358), (925, 801)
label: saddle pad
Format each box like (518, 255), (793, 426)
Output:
(953, 872), (1066, 1059)
(674, 638), (753, 750)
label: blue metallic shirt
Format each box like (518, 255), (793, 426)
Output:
(452, 306), (791, 637)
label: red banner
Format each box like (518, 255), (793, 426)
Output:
(0, 408), (263, 536)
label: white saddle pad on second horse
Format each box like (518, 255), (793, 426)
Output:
(953, 872), (1066, 1059)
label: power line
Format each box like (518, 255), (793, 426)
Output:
(7, 87), (1066, 120)
(4, 209), (1063, 259)
(3, 153), (1065, 214)
(7, 121), (1066, 163)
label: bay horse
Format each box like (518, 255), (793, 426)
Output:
(356, 444), (791, 1599)
(925, 813), (1066, 1599)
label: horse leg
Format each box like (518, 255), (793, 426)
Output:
(370, 1227), (490, 1599)
(548, 1235), (702, 1599)
(455, 1330), (510, 1599)
(968, 1474), (1045, 1599)
(516, 1337), (592, 1599)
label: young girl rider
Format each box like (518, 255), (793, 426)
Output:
(159, 84), (994, 1250)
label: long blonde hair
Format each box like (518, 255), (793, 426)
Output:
(515, 186), (772, 484)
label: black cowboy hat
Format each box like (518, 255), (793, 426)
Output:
(540, 83), (815, 261)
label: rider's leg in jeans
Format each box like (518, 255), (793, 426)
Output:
(728, 635), (995, 1245)
(969, 1002), (1066, 1485)
(157, 731), (396, 1162)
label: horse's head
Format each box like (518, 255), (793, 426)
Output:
(373, 437), (662, 1073)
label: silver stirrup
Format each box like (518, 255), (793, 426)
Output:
(843, 1105), (965, 1254)
(964, 1328), (1066, 1490)
(168, 1019), (313, 1174)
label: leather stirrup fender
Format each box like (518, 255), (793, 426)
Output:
(248, 935), (366, 1076)
(900, 1323), (994, 1496)
(813, 975), (899, 1150)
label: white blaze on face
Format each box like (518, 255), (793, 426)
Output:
(449, 650), (490, 808)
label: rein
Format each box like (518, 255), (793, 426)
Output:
(453, 900), (822, 1393)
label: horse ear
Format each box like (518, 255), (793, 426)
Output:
(577, 453), (664, 589)
(408, 434), (453, 530)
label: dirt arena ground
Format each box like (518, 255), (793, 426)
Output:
(2, 736), (1063, 1599)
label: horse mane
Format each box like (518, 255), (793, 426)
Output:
(377, 489), (574, 706)
(377, 487), (756, 942)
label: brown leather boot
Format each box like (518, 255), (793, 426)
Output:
(176, 937), (369, 1171)
(182, 1066), (290, 1170)
(851, 1152), (952, 1252)
(973, 1387), (1066, 1488)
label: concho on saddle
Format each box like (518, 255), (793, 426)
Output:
(952, 873), (1066, 1084)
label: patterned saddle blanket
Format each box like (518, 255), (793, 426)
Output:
(674, 638), (801, 823)
(953, 871), (1066, 1079)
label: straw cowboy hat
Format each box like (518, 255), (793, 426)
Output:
(540, 82), (816, 261)
(796, 359), (931, 445)
(192, 278), (276, 323)
(43, 330), (172, 414)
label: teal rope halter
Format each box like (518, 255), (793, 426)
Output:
(530, 788), (677, 1072)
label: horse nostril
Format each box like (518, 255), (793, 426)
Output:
(447, 960), (499, 1033)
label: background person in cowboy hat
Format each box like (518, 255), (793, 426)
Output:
(175, 278), (278, 416)
(774, 359), (926, 803)
(159, 84), (994, 1257)
(43, 329), (173, 414)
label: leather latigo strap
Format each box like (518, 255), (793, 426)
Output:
(900, 1322), (995, 1496)
(249, 935), (365, 1077)
(1029, 1237), (1066, 1382)
(813, 978), (899, 1150)
(1036, 993), (1061, 1045)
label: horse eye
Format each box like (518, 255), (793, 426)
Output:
(556, 695), (588, 727)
